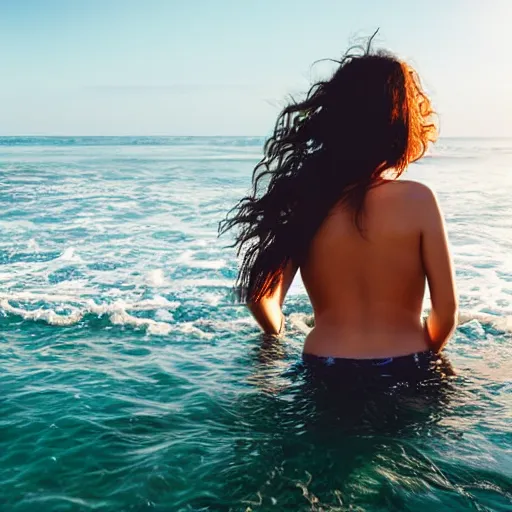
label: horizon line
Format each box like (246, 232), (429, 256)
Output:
(1, 134), (511, 139)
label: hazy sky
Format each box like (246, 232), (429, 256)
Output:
(1, 0), (511, 136)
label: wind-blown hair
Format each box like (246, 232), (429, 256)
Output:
(220, 37), (437, 303)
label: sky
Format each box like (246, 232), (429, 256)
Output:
(0, 0), (511, 136)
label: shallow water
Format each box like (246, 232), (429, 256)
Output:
(1, 136), (511, 511)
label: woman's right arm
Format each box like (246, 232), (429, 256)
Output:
(420, 186), (458, 352)
(247, 260), (298, 336)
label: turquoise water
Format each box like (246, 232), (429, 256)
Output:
(1, 136), (511, 511)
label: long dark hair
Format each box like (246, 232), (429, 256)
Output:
(220, 36), (437, 303)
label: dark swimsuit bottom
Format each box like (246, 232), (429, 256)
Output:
(302, 350), (447, 385)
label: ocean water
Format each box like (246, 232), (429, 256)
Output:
(0, 136), (511, 511)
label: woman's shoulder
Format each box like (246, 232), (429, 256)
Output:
(375, 179), (437, 203)
(365, 179), (440, 227)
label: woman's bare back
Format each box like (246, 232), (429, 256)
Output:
(224, 46), (457, 358)
(301, 179), (456, 358)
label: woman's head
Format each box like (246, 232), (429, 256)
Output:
(289, 50), (437, 180)
(220, 37), (437, 302)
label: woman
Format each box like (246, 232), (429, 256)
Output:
(220, 39), (458, 371)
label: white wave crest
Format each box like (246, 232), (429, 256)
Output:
(288, 313), (313, 334)
(0, 295), (178, 335)
(27, 238), (40, 252)
(57, 247), (83, 263)
(109, 309), (172, 335)
(145, 269), (166, 287)
(0, 299), (83, 326)
(458, 312), (512, 332)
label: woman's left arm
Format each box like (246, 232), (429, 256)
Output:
(247, 261), (298, 335)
